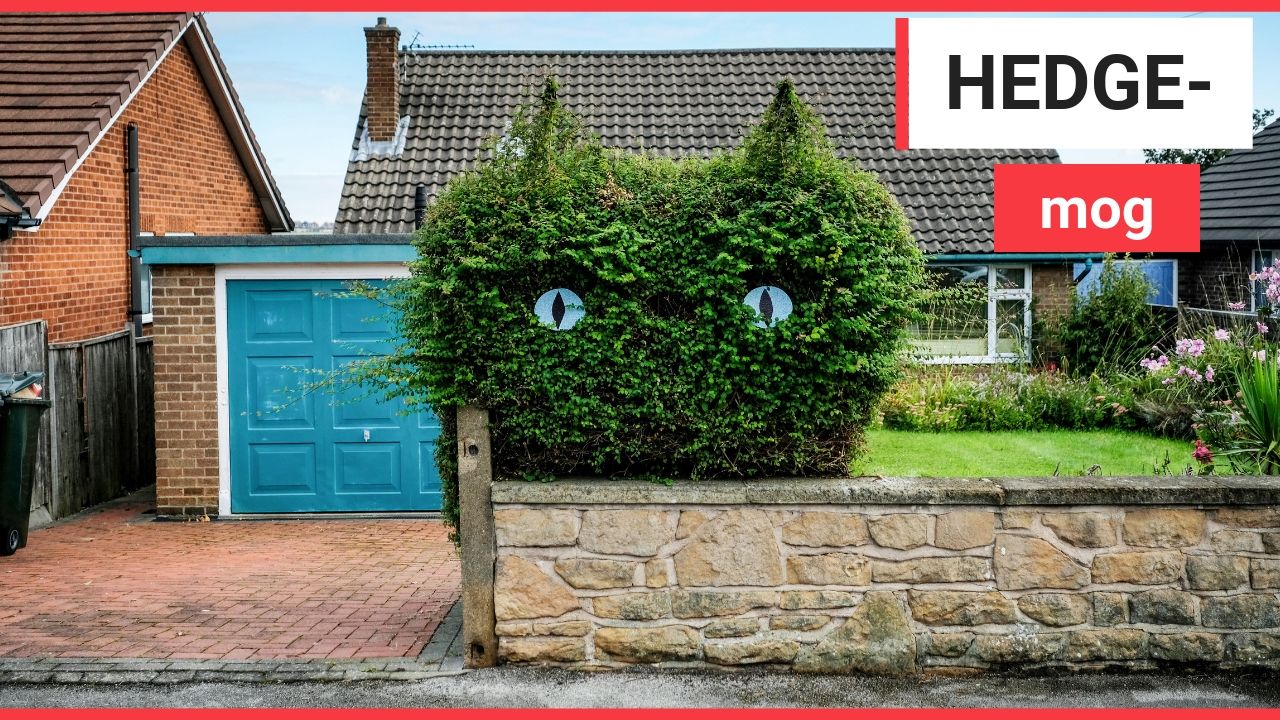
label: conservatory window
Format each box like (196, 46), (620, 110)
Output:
(912, 264), (1032, 363)
(1071, 258), (1177, 308)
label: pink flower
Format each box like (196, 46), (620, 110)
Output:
(1175, 338), (1205, 358)
(1259, 322), (1271, 335)
(1205, 365), (1216, 382)
(1229, 301), (1247, 310)
(1140, 355), (1170, 372)
(1214, 329), (1230, 341)
(1177, 366), (1204, 383)
(1256, 349), (1268, 362)
(1193, 440), (1213, 465)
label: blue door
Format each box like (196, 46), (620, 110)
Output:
(228, 279), (442, 513)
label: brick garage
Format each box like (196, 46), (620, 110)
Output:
(150, 265), (218, 517)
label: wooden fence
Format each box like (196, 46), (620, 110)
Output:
(0, 321), (154, 522)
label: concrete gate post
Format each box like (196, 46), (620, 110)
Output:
(457, 405), (498, 668)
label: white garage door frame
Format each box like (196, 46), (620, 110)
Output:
(214, 262), (411, 517)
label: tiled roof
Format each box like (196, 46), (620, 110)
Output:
(1201, 119), (1280, 243)
(0, 13), (191, 218)
(336, 49), (1060, 254)
(0, 13), (291, 230)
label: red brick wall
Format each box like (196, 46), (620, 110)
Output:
(151, 265), (218, 517)
(0, 39), (268, 344)
(1033, 263), (1075, 327)
(363, 20), (401, 142)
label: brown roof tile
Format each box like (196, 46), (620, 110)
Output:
(336, 48), (1059, 254)
(0, 12), (192, 217)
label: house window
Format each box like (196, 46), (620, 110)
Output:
(912, 264), (1032, 363)
(1254, 250), (1276, 311)
(1071, 259), (1177, 308)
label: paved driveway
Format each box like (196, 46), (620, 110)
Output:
(0, 490), (460, 661)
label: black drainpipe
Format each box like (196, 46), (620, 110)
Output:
(126, 124), (143, 338)
(413, 184), (427, 230)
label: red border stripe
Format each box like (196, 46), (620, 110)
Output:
(895, 16), (909, 151)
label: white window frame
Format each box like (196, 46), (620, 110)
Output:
(139, 232), (197, 324)
(917, 264), (1033, 365)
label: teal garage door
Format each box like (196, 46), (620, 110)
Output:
(228, 279), (441, 513)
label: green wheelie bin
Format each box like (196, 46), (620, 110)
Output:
(0, 372), (50, 556)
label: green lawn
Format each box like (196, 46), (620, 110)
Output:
(852, 429), (1193, 477)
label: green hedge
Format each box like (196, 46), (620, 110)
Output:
(378, 79), (924, 528)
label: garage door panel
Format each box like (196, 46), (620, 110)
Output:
(248, 444), (317, 496)
(334, 443), (401, 494)
(243, 289), (315, 343)
(419, 441), (444, 500)
(245, 357), (314, 430)
(229, 278), (442, 514)
(330, 356), (401, 429)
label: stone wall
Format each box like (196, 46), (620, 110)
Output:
(487, 478), (1280, 673)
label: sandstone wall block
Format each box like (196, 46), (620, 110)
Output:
(781, 512), (869, 547)
(595, 626), (700, 663)
(671, 590), (776, 618)
(1122, 509), (1205, 548)
(1041, 512), (1117, 548)
(554, 558), (637, 590)
(780, 590), (858, 610)
(1129, 589), (1198, 625)
(794, 592), (916, 675)
(908, 590), (1017, 626)
(1018, 593), (1091, 627)
(593, 592), (672, 621)
(868, 514), (928, 550)
(705, 637), (801, 665)
(703, 618), (760, 638)
(1091, 551), (1184, 585)
(1149, 632), (1225, 662)
(1202, 595), (1280, 629)
(1186, 555), (1249, 591)
(674, 509), (784, 587)
(498, 637), (586, 663)
(787, 553), (871, 586)
(579, 509), (675, 556)
(494, 509), (578, 547)
(872, 557), (991, 584)
(495, 556), (581, 621)
(934, 511), (995, 550)
(994, 535), (1090, 590)
(1066, 628), (1147, 661)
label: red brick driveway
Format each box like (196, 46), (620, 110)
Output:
(0, 491), (460, 661)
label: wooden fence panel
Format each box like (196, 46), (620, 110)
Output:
(48, 346), (85, 519)
(3, 322), (155, 522)
(0, 321), (52, 515)
(81, 332), (132, 509)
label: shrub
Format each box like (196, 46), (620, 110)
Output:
(1221, 353), (1280, 474)
(879, 366), (1137, 433)
(1055, 255), (1167, 376)
(375, 79), (924, 528)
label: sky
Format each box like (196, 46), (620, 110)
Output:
(202, 12), (1280, 224)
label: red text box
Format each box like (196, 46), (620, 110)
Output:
(994, 163), (1200, 253)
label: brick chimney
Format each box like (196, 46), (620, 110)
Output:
(363, 17), (401, 142)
